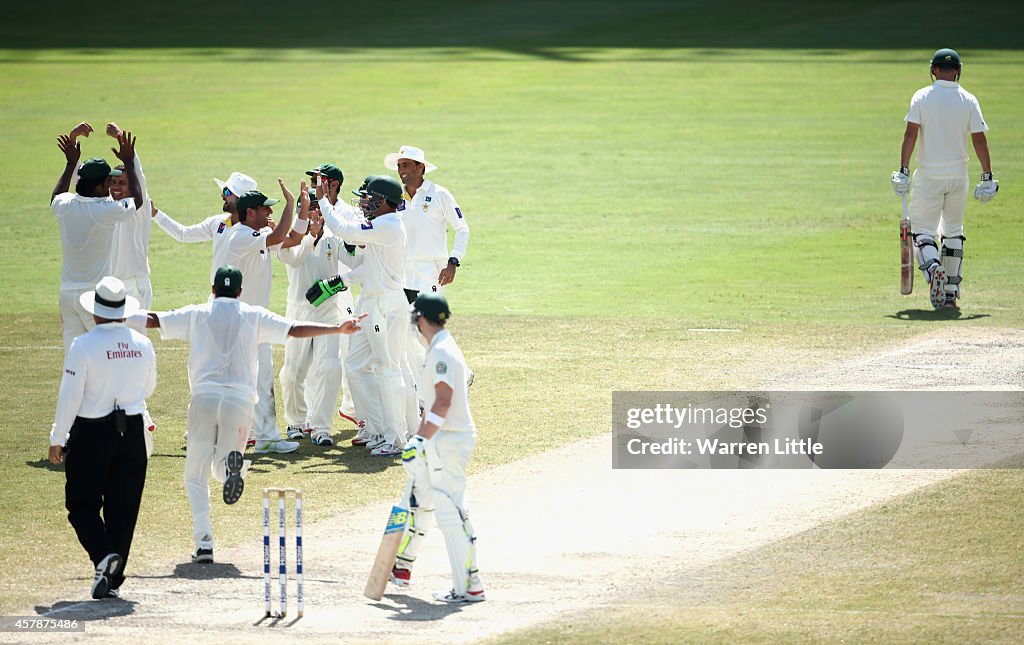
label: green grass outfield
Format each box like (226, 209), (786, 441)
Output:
(0, 0), (1022, 630)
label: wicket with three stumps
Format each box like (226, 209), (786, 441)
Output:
(263, 488), (303, 618)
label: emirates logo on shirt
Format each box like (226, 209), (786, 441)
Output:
(107, 341), (143, 360)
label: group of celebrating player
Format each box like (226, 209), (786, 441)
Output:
(49, 122), (484, 604)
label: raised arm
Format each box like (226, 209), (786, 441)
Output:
(112, 131), (143, 209)
(52, 134), (82, 202)
(264, 178), (296, 248)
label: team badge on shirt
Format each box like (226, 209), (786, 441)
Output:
(217, 222), (226, 234)
(397, 201), (406, 212)
(436, 361), (447, 375)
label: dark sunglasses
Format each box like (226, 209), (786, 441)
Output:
(222, 187), (233, 198)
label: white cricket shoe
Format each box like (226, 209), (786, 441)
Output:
(928, 262), (948, 310)
(254, 439), (299, 454)
(370, 442), (402, 457)
(390, 565), (412, 588)
(365, 434), (387, 451)
(351, 421), (371, 446)
(91, 553), (124, 599)
(432, 588), (485, 604)
(285, 425), (305, 440)
(311, 429), (334, 446)
(192, 535), (214, 564)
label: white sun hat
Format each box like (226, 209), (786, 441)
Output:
(384, 145), (437, 174)
(214, 171), (258, 197)
(79, 276), (140, 320)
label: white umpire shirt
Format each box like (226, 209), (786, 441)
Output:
(152, 210), (237, 288)
(50, 322), (157, 446)
(320, 199), (406, 297)
(52, 193), (136, 292)
(402, 179), (470, 266)
(277, 232), (350, 322)
(420, 329), (475, 433)
(905, 79), (988, 177)
(221, 223), (274, 307)
(156, 298), (293, 403)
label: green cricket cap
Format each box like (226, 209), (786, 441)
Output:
(931, 48), (961, 68)
(79, 158), (122, 182)
(304, 165), (321, 177)
(235, 190), (279, 215)
(318, 163), (344, 183)
(213, 265), (243, 296)
(413, 293), (451, 324)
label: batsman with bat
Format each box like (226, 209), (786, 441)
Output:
(364, 294), (485, 604)
(891, 48), (998, 309)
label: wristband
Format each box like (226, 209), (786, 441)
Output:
(981, 172), (993, 181)
(425, 412), (445, 427)
(899, 166), (909, 176)
(292, 218), (309, 234)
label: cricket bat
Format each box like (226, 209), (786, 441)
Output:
(900, 194), (914, 295)
(364, 479), (413, 601)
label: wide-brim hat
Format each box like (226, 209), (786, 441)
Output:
(384, 145), (437, 174)
(79, 276), (140, 320)
(214, 171), (259, 197)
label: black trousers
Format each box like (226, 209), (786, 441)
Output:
(64, 411), (147, 588)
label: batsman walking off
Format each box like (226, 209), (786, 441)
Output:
(891, 48), (998, 310)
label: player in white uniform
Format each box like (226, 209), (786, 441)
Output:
(52, 128), (142, 352)
(319, 176), (408, 457)
(392, 294), (484, 603)
(278, 186), (355, 446)
(140, 265), (363, 562)
(221, 184), (304, 454)
(892, 48), (997, 310)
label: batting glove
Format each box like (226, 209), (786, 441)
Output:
(974, 172), (999, 203)
(305, 275), (347, 306)
(401, 435), (430, 479)
(891, 166), (910, 196)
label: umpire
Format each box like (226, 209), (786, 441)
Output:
(48, 276), (156, 599)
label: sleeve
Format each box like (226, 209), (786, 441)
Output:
(92, 199), (136, 225)
(142, 340), (157, 398)
(134, 152), (149, 203)
(255, 308), (294, 345)
(50, 340), (88, 446)
(319, 198), (362, 238)
(156, 307), (194, 341)
(428, 347), (456, 389)
(276, 234), (312, 267)
(905, 90), (922, 124)
(344, 264), (363, 286)
(323, 212), (402, 246)
(50, 192), (72, 214)
(439, 188), (470, 260)
(969, 96), (988, 133)
(154, 212), (218, 243)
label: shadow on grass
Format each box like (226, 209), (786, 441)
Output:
(886, 309), (991, 322)
(25, 458), (63, 472)
(35, 597), (137, 620)
(245, 446), (396, 475)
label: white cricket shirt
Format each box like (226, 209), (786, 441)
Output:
(402, 179), (470, 264)
(52, 193), (135, 291)
(157, 298), (293, 403)
(420, 329), (475, 433)
(321, 199), (406, 296)
(221, 223), (274, 307)
(153, 210), (236, 286)
(277, 232), (351, 322)
(905, 80), (988, 177)
(50, 322), (157, 446)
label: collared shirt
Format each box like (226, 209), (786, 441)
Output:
(52, 193), (136, 291)
(320, 199), (406, 296)
(157, 297), (293, 403)
(905, 80), (988, 176)
(420, 329), (475, 433)
(50, 322), (157, 446)
(153, 210), (236, 287)
(221, 223), (274, 307)
(401, 179), (470, 265)
(277, 232), (352, 322)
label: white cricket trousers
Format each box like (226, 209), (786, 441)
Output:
(185, 390), (254, 547)
(252, 344), (279, 442)
(121, 276), (153, 309)
(59, 288), (95, 353)
(910, 170), (969, 239)
(345, 292), (408, 446)
(280, 303), (346, 431)
(428, 430), (479, 594)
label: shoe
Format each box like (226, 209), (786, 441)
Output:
(286, 425), (305, 440)
(91, 553), (124, 600)
(103, 588), (120, 599)
(223, 450), (244, 504)
(311, 429), (334, 446)
(390, 566), (411, 588)
(254, 439), (299, 454)
(370, 442), (402, 457)
(351, 421), (371, 446)
(365, 434), (387, 450)
(192, 547), (214, 564)
(944, 293), (960, 309)
(928, 262), (948, 309)
(143, 409), (156, 433)
(338, 409), (361, 426)
(432, 588), (485, 604)
(246, 437), (256, 448)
